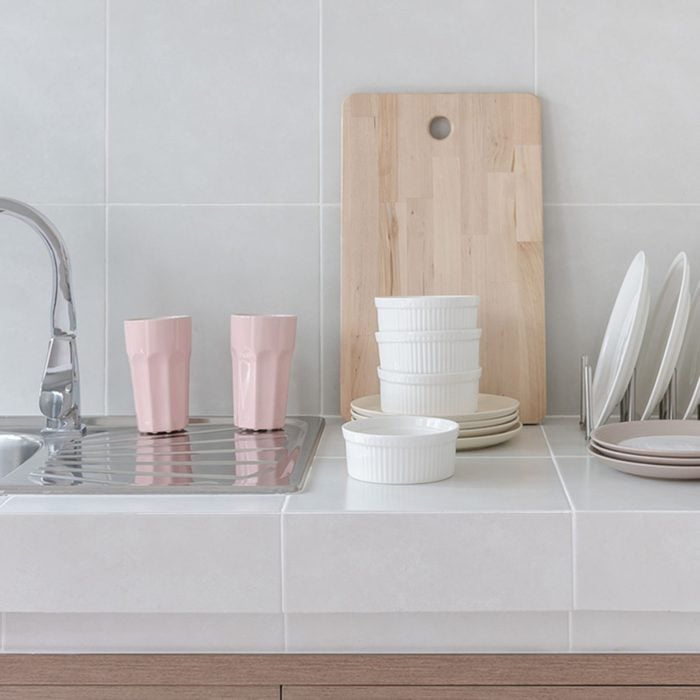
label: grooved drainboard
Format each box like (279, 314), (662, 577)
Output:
(0, 417), (324, 494)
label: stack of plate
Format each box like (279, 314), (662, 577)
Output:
(350, 393), (522, 451)
(589, 420), (700, 479)
(590, 251), (697, 428)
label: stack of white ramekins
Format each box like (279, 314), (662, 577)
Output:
(374, 295), (481, 415)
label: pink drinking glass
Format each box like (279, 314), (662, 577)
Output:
(124, 315), (192, 434)
(230, 314), (297, 430)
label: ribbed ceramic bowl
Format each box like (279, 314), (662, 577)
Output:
(375, 295), (479, 332)
(342, 416), (459, 484)
(375, 328), (481, 373)
(378, 367), (481, 416)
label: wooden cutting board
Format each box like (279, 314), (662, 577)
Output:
(340, 93), (546, 423)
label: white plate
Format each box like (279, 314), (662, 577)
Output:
(636, 252), (691, 420)
(677, 282), (700, 418)
(590, 252), (650, 429)
(456, 424), (522, 451)
(591, 441), (700, 466)
(588, 445), (700, 480)
(350, 393), (519, 422)
(591, 420), (700, 459)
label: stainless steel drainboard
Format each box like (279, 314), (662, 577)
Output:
(0, 417), (324, 494)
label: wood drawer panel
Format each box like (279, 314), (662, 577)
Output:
(0, 686), (279, 700)
(283, 687), (700, 700)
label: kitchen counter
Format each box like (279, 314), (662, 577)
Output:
(2, 416), (700, 653)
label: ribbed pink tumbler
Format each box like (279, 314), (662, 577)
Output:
(230, 314), (297, 430)
(124, 316), (192, 434)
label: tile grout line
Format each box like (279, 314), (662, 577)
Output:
(541, 425), (576, 651)
(533, 0), (538, 95)
(280, 497), (289, 650)
(103, 0), (110, 416)
(317, 0), (324, 414)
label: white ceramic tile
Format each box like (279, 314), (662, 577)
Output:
(106, 205), (320, 415)
(0, 513), (281, 613)
(287, 612), (569, 652)
(109, 0), (318, 203)
(576, 512), (700, 611)
(0, 206), (105, 415)
(559, 456), (700, 512)
(315, 417), (346, 458)
(284, 512), (571, 612)
(542, 417), (588, 457)
(539, 0), (700, 203)
(321, 205), (340, 414)
(287, 457), (570, 513)
(456, 425), (549, 457)
(544, 205), (700, 414)
(0, 1), (105, 202)
(0, 494), (283, 514)
(322, 0), (535, 202)
(4, 612), (284, 652)
(572, 612), (700, 652)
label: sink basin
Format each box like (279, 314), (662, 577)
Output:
(0, 416), (324, 494)
(0, 432), (43, 478)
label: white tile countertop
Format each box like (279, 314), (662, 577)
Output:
(2, 416), (700, 653)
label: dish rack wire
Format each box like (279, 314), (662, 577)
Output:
(579, 355), (686, 441)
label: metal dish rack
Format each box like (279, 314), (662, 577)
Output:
(578, 355), (697, 440)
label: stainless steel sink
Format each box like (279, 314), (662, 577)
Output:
(0, 432), (43, 478)
(0, 416), (324, 494)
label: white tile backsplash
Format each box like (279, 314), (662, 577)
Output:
(1, 2), (699, 418)
(109, 0), (319, 204)
(539, 0), (700, 204)
(106, 205), (320, 415)
(0, 0), (105, 202)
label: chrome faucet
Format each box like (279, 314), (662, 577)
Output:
(0, 198), (85, 435)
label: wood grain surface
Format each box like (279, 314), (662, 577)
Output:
(0, 687), (277, 700)
(341, 93), (545, 423)
(283, 688), (700, 700)
(3, 655), (700, 687)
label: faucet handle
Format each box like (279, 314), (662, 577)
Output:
(39, 335), (85, 435)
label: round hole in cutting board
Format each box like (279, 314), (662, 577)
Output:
(429, 116), (451, 140)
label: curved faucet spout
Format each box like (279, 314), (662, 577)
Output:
(0, 197), (84, 434)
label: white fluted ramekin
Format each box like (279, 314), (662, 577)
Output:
(375, 328), (481, 373)
(375, 295), (479, 331)
(378, 367), (481, 416)
(342, 416), (459, 484)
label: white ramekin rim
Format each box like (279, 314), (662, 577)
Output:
(374, 295), (480, 309)
(342, 416), (459, 447)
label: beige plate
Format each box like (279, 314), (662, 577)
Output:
(458, 417), (521, 438)
(350, 408), (519, 430)
(350, 394), (520, 423)
(588, 445), (700, 480)
(591, 441), (700, 466)
(591, 420), (700, 458)
(456, 424), (523, 451)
